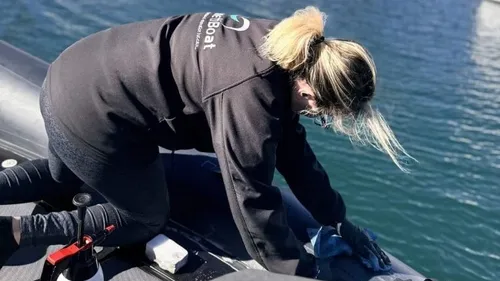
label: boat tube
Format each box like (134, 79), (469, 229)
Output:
(0, 40), (431, 281)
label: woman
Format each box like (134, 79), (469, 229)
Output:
(0, 6), (411, 278)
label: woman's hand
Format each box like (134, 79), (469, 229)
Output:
(337, 219), (392, 269)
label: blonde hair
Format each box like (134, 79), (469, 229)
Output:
(259, 6), (416, 172)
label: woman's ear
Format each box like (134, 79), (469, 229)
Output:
(300, 92), (315, 100)
(292, 78), (318, 112)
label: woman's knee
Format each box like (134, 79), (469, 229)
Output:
(144, 216), (168, 237)
(115, 206), (169, 241)
(84, 203), (167, 246)
(140, 207), (169, 236)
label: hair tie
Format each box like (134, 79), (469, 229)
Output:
(304, 35), (325, 68)
(311, 36), (325, 47)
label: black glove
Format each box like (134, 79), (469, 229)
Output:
(297, 253), (321, 279)
(337, 219), (391, 269)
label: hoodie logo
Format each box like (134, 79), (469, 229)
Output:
(222, 15), (250, 32)
(195, 13), (251, 51)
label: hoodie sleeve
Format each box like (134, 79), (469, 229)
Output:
(203, 74), (317, 277)
(276, 113), (346, 226)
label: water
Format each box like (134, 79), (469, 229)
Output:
(0, 0), (499, 280)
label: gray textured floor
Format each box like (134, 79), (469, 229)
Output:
(0, 203), (162, 281)
(0, 203), (63, 281)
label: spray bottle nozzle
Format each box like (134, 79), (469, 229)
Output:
(72, 193), (92, 247)
(39, 193), (116, 281)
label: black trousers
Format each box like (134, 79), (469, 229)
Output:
(13, 84), (170, 247)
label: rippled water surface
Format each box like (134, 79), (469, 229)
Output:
(1, 1), (499, 280)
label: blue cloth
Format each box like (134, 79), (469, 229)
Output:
(307, 226), (392, 272)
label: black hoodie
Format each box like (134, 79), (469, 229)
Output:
(45, 12), (346, 276)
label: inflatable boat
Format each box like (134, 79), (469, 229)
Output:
(0, 40), (431, 281)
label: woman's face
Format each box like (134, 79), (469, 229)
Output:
(291, 78), (318, 113)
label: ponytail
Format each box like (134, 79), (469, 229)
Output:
(262, 6), (416, 172)
(329, 104), (416, 173)
(259, 6), (326, 71)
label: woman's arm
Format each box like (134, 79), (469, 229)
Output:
(276, 113), (346, 226)
(203, 75), (317, 277)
